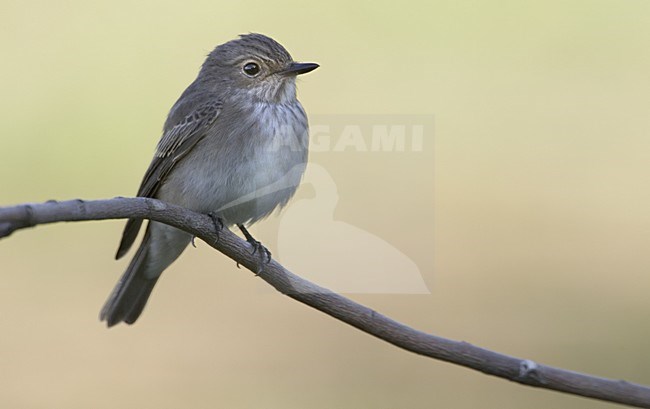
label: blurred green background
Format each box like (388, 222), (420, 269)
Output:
(1, 0), (650, 408)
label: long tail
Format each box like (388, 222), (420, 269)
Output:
(101, 222), (191, 327)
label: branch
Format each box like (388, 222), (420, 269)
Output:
(1, 197), (649, 408)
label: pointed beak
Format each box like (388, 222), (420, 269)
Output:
(281, 62), (320, 76)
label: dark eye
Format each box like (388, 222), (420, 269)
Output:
(243, 62), (261, 77)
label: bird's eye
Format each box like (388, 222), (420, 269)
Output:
(242, 62), (261, 77)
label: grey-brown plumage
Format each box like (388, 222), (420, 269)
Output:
(100, 34), (318, 327)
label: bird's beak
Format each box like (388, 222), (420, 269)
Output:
(282, 62), (320, 76)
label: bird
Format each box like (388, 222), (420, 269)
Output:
(100, 33), (318, 327)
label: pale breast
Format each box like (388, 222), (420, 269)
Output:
(159, 101), (309, 226)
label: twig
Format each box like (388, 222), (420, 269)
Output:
(1, 197), (649, 408)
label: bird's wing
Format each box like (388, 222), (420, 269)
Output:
(115, 99), (223, 259)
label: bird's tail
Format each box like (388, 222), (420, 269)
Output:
(100, 222), (191, 327)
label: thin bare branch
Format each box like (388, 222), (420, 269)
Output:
(1, 197), (649, 408)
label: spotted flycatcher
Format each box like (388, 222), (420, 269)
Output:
(101, 33), (318, 326)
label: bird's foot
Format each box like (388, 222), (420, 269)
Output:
(208, 212), (224, 245)
(248, 238), (272, 263)
(237, 224), (272, 274)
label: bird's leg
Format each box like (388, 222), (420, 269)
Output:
(208, 212), (224, 245)
(237, 224), (272, 267)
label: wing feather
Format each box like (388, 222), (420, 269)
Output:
(115, 99), (223, 259)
